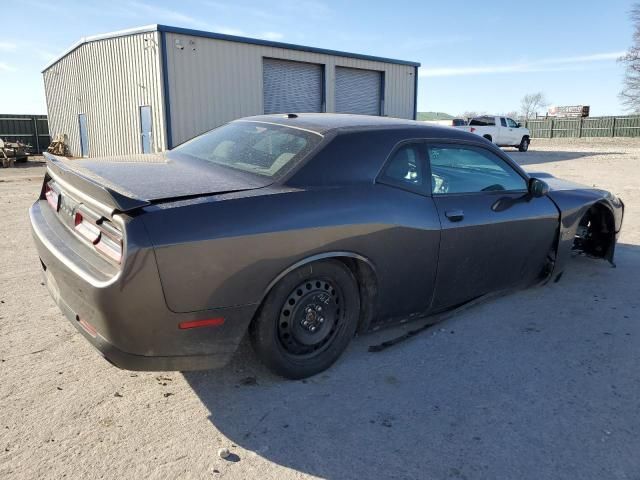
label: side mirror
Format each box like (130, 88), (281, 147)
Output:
(517, 122), (522, 128)
(529, 178), (549, 197)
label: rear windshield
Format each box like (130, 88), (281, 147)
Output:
(173, 121), (323, 178)
(469, 116), (496, 126)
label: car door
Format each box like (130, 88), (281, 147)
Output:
(375, 141), (441, 319)
(506, 117), (521, 144)
(497, 117), (509, 144)
(428, 142), (559, 310)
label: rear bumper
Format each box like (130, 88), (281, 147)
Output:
(30, 199), (257, 371)
(52, 288), (234, 371)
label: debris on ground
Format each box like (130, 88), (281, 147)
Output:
(218, 448), (230, 459)
(46, 134), (71, 157)
(156, 375), (173, 385)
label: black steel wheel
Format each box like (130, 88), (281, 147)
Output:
(519, 137), (530, 152)
(278, 278), (342, 356)
(250, 260), (360, 379)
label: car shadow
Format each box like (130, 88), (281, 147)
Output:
(508, 150), (623, 166)
(183, 243), (640, 479)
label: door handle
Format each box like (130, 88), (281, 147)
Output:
(445, 210), (464, 222)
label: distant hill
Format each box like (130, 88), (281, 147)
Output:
(417, 112), (455, 121)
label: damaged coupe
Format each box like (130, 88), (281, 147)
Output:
(29, 114), (624, 379)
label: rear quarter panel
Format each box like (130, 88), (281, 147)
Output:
(142, 184), (442, 323)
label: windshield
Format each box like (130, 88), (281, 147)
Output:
(173, 121), (323, 178)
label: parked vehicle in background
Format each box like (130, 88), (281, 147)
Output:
(0, 138), (30, 165)
(457, 115), (531, 151)
(423, 118), (468, 127)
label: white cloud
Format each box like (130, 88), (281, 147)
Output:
(202, 0), (332, 22)
(33, 48), (59, 62)
(261, 31), (284, 41)
(0, 62), (16, 72)
(420, 51), (626, 77)
(0, 41), (17, 52)
(128, 1), (210, 29)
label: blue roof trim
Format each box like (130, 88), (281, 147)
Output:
(42, 24), (420, 72)
(159, 32), (173, 149)
(157, 25), (420, 67)
(413, 66), (418, 120)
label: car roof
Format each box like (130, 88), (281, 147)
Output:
(236, 113), (477, 140)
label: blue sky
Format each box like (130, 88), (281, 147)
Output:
(0, 0), (635, 116)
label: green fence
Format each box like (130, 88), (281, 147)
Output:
(0, 114), (50, 153)
(524, 115), (640, 139)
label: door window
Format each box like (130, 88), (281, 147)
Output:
(429, 145), (527, 194)
(500, 117), (507, 127)
(506, 118), (519, 128)
(379, 143), (424, 191)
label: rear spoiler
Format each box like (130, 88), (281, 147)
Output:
(44, 153), (151, 213)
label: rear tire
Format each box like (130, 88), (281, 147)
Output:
(518, 137), (530, 152)
(483, 134), (493, 143)
(250, 260), (360, 379)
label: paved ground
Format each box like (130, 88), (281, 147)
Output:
(1, 140), (639, 479)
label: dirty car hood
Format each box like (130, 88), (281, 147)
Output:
(65, 152), (269, 203)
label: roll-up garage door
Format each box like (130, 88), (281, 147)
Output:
(335, 67), (382, 116)
(263, 58), (323, 114)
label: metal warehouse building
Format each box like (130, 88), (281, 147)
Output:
(43, 25), (420, 158)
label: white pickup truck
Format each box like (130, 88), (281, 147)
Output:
(457, 115), (531, 152)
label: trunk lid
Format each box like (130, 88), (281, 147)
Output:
(45, 152), (269, 213)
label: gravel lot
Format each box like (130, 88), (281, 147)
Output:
(1, 139), (639, 480)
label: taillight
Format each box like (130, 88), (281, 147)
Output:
(74, 207), (123, 264)
(94, 220), (123, 264)
(74, 212), (100, 244)
(45, 184), (60, 211)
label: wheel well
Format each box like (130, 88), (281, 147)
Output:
(254, 254), (378, 335)
(483, 134), (492, 142)
(522, 135), (530, 141)
(573, 202), (615, 259)
(335, 257), (378, 333)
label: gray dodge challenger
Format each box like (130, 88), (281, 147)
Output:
(30, 114), (624, 379)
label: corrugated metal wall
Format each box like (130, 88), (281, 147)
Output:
(43, 32), (165, 157)
(165, 32), (416, 146)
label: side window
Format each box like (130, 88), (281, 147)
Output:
(380, 143), (424, 189)
(500, 117), (507, 127)
(469, 116), (495, 126)
(507, 118), (518, 128)
(428, 145), (527, 195)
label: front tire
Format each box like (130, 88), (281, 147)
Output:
(518, 137), (530, 152)
(250, 260), (360, 379)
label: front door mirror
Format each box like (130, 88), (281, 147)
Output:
(517, 122), (522, 128)
(528, 178), (549, 197)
